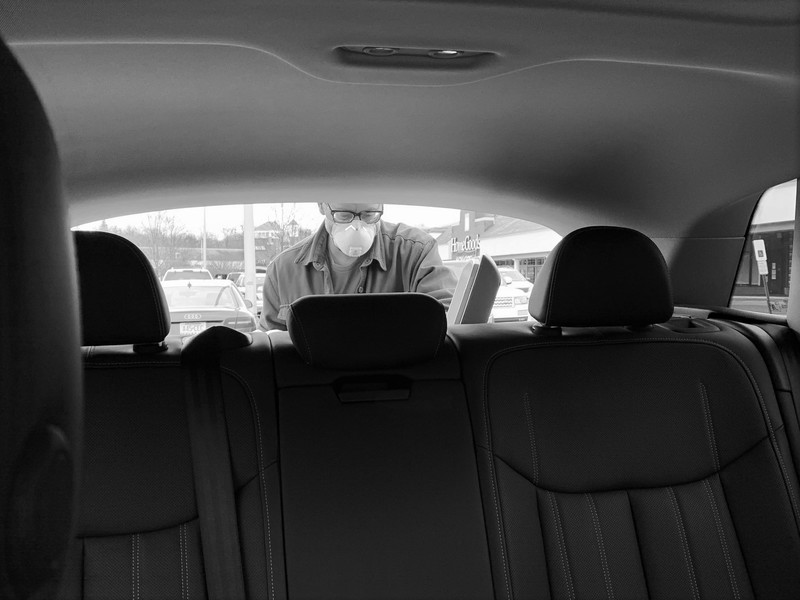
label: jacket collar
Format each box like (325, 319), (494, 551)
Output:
(295, 221), (387, 271)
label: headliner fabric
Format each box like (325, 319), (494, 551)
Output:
(286, 293), (447, 370)
(74, 230), (170, 346)
(529, 226), (673, 326)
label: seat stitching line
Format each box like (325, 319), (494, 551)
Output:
(184, 523), (190, 600)
(480, 336), (800, 528)
(482, 364), (512, 600)
(221, 366), (275, 600)
(487, 453), (512, 600)
(84, 361), (181, 368)
(131, 535), (135, 600)
(667, 487), (699, 600)
(179, 525), (185, 600)
(548, 491), (575, 600)
(586, 493), (615, 600)
(489, 433), (770, 494)
(700, 382), (720, 472)
(703, 479), (740, 600)
(626, 491), (651, 599)
(523, 391), (539, 484)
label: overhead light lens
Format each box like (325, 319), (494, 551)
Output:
(363, 47), (398, 57)
(428, 49), (462, 58)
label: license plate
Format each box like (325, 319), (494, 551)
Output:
(180, 322), (207, 336)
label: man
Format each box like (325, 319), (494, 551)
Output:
(259, 203), (456, 331)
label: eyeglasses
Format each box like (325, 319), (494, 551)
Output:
(327, 205), (383, 225)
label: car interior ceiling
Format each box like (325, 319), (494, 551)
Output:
(1, 1), (800, 599)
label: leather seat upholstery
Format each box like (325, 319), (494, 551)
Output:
(65, 231), (285, 600)
(452, 226), (800, 599)
(274, 293), (493, 599)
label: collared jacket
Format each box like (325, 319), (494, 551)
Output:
(259, 221), (456, 330)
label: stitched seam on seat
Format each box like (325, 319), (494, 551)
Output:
(700, 382), (720, 472)
(84, 361), (181, 368)
(667, 487), (699, 600)
(703, 479), (740, 600)
(626, 491), (651, 599)
(480, 336), (800, 528)
(487, 453), (513, 600)
(523, 391), (539, 484)
(481, 354), (513, 600)
(179, 525), (185, 600)
(184, 523), (190, 600)
(490, 435), (770, 494)
(586, 493), (615, 600)
(131, 535), (135, 600)
(548, 491), (576, 600)
(221, 366), (275, 600)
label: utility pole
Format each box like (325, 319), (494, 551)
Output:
(201, 207), (207, 269)
(243, 204), (257, 314)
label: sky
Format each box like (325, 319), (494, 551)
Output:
(76, 203), (461, 237)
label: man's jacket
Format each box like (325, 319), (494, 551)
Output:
(259, 221), (456, 330)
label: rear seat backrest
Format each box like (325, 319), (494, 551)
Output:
(67, 231), (285, 600)
(452, 226), (800, 600)
(274, 293), (493, 600)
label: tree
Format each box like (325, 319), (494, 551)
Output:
(139, 212), (186, 277)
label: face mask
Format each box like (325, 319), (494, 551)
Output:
(330, 221), (377, 258)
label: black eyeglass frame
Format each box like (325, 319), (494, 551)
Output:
(326, 204), (383, 224)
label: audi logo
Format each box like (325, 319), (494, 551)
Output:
(183, 313), (202, 320)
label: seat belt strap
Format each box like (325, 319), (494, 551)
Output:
(182, 329), (247, 600)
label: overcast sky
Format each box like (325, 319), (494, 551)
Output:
(76, 203), (461, 236)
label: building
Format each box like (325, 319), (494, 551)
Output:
(432, 211), (561, 283)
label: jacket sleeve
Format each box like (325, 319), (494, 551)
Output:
(412, 238), (457, 309)
(258, 263), (286, 331)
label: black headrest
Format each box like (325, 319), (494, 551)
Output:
(286, 293), (447, 370)
(74, 231), (171, 345)
(529, 226), (673, 327)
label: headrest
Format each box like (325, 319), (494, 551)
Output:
(286, 293), (447, 370)
(529, 226), (673, 327)
(74, 231), (171, 345)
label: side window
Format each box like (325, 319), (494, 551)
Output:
(730, 180), (796, 315)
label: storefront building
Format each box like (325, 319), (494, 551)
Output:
(431, 211), (562, 284)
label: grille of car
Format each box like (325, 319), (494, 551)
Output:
(493, 296), (513, 308)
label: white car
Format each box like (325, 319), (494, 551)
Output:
(160, 279), (257, 336)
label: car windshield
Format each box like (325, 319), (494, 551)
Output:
(162, 284), (241, 309)
(499, 269), (527, 282)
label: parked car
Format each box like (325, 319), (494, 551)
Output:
(160, 279), (258, 336)
(498, 267), (533, 294)
(161, 267), (213, 281)
(235, 272), (266, 315)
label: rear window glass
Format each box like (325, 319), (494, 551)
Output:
(162, 284), (240, 309)
(75, 203), (560, 327)
(730, 179), (796, 315)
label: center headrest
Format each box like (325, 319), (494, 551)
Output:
(286, 293), (447, 370)
(74, 231), (170, 346)
(529, 226), (673, 327)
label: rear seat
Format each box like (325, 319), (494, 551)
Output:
(68, 227), (800, 599)
(67, 231), (285, 599)
(272, 292), (494, 599)
(451, 226), (800, 599)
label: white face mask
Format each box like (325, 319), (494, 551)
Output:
(330, 221), (377, 258)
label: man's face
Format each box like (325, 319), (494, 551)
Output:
(318, 203), (383, 233)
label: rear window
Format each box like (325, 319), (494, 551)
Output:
(730, 180), (796, 315)
(75, 203), (559, 326)
(163, 270), (213, 281)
